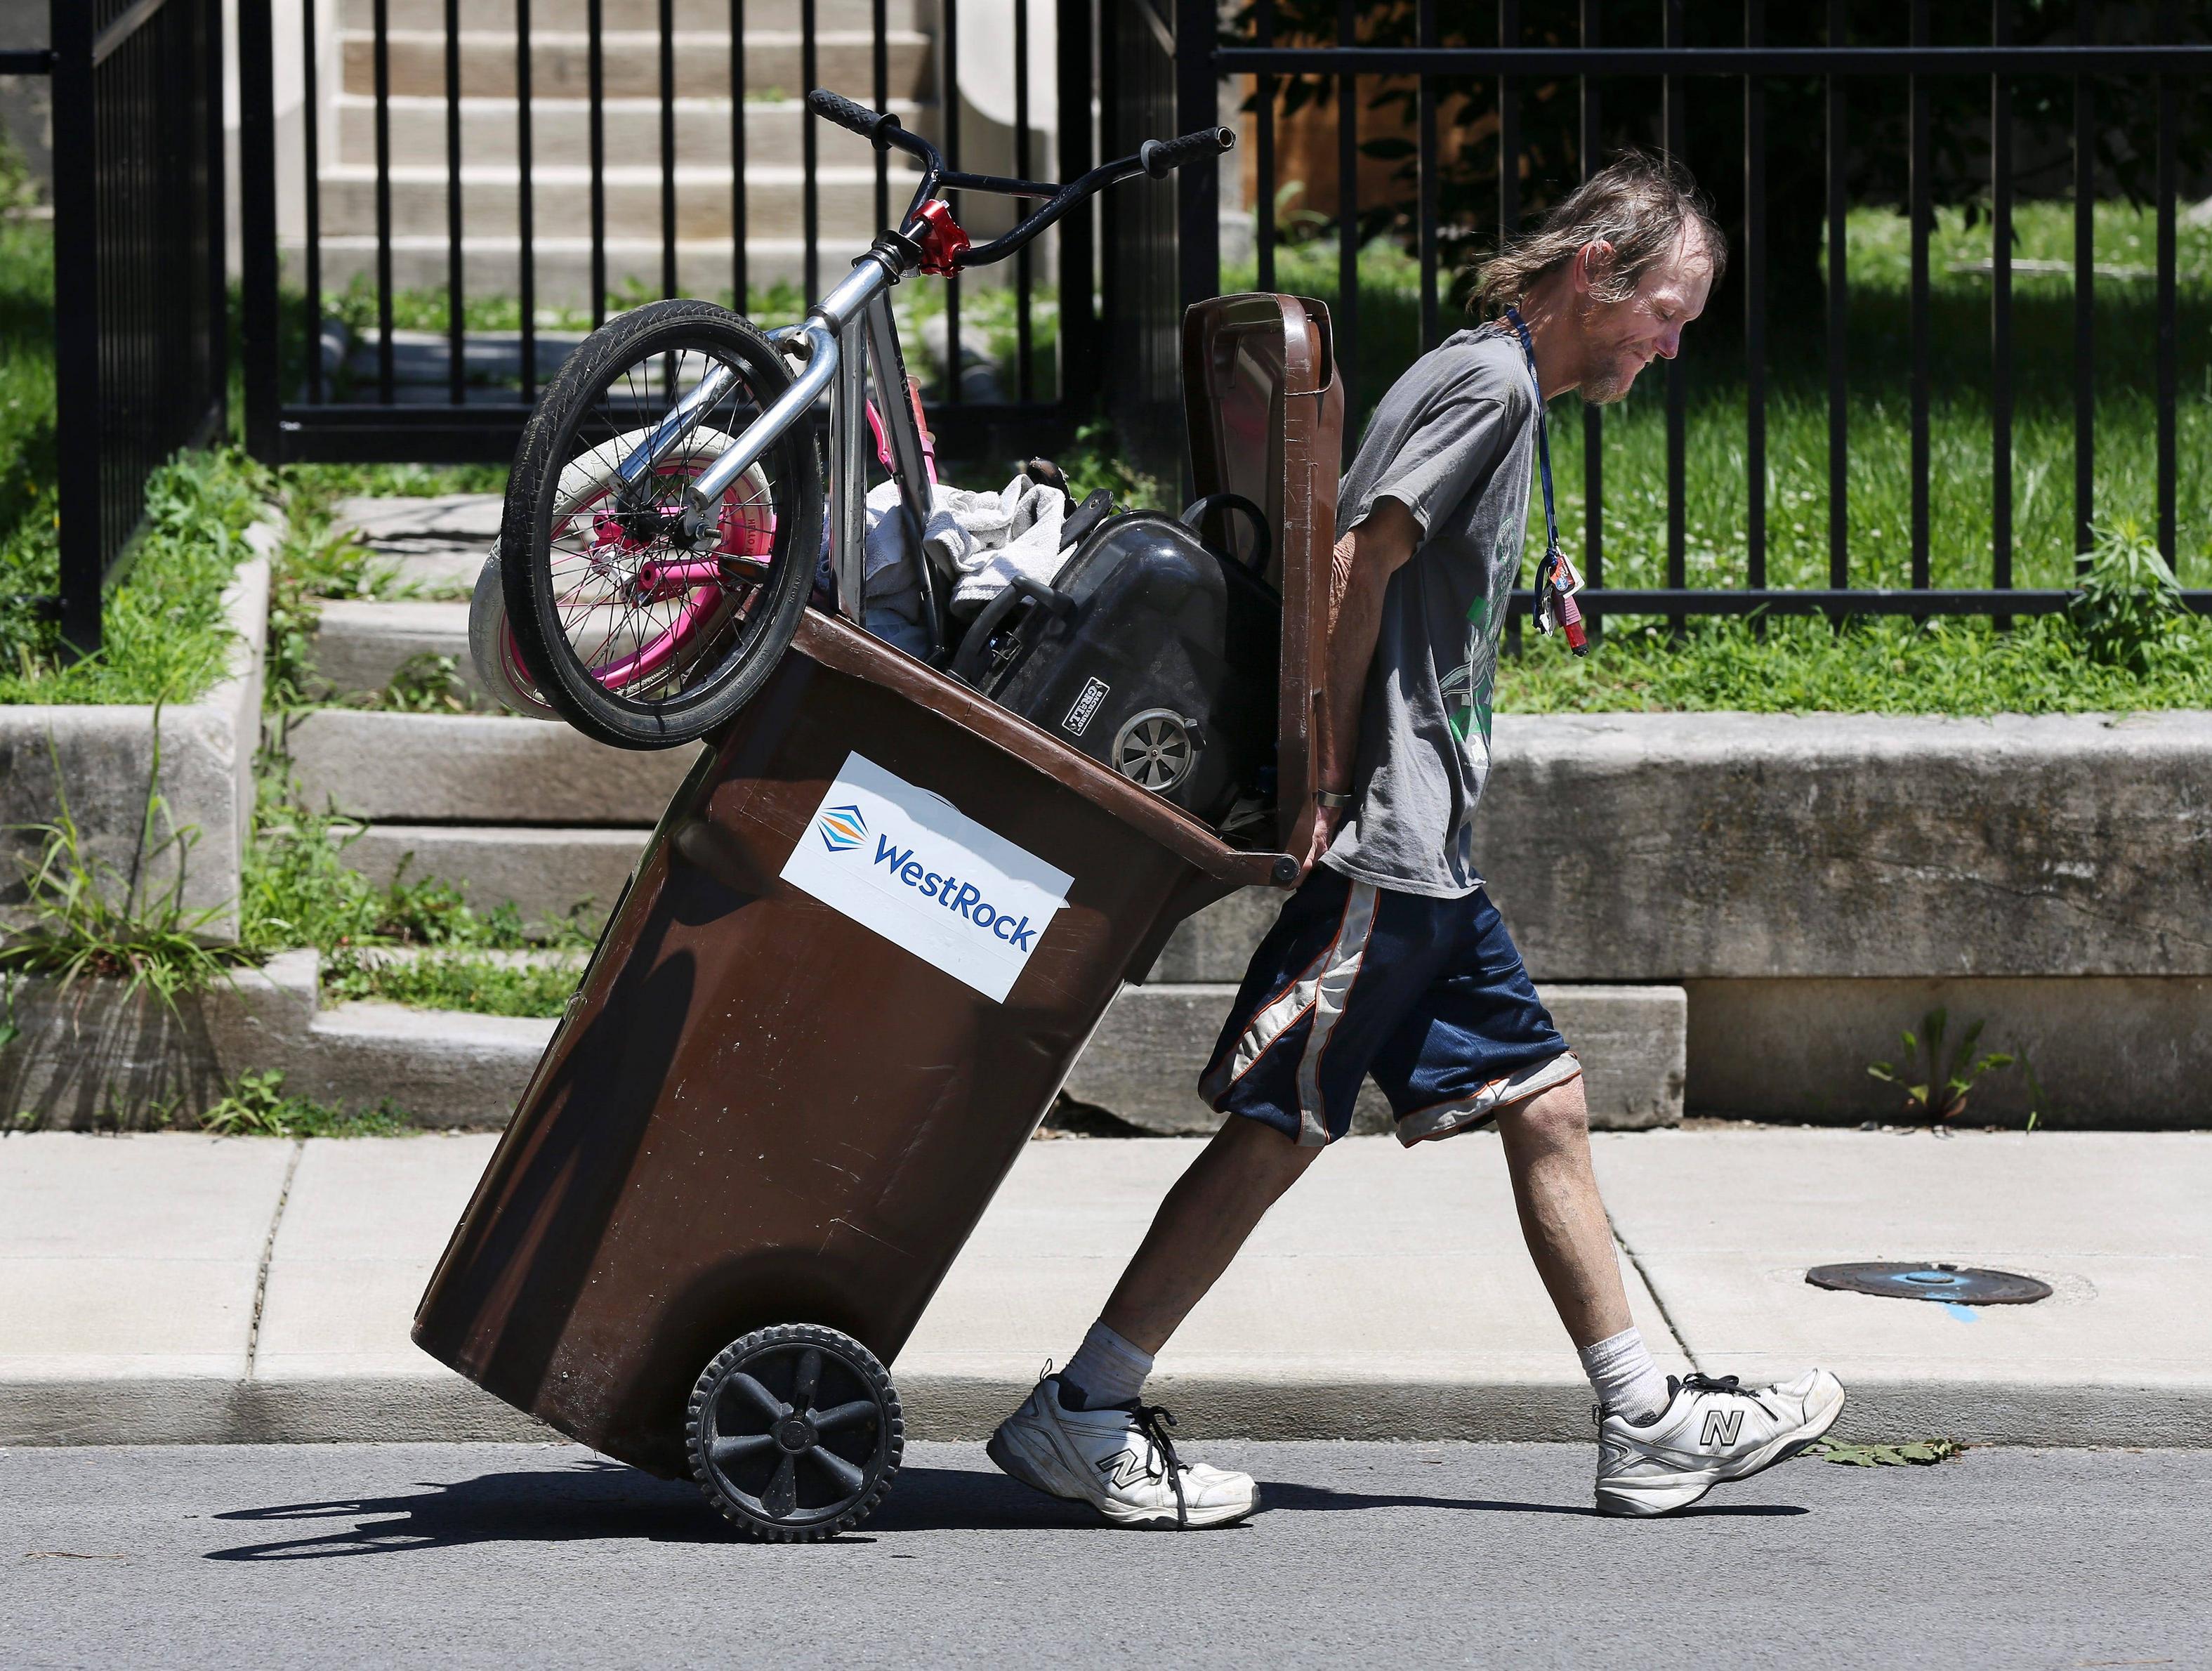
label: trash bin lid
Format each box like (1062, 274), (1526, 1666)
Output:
(1183, 294), (1345, 859)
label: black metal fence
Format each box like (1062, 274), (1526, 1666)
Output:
(34, 0), (230, 656)
(1187, 3), (2212, 623)
(237, 0), (1099, 468)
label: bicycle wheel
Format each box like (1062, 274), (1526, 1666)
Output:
(502, 299), (823, 749)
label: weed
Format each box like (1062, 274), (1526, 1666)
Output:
(0, 722), (248, 1007)
(1816, 1439), (1964, 1467)
(241, 762), (589, 954)
(2020, 1059), (2053, 1134)
(2069, 518), (2185, 674)
(371, 652), (475, 714)
(261, 507), (413, 707)
(1868, 1008), (2015, 1125)
(198, 1067), (409, 1138)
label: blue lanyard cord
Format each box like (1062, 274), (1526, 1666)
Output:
(1500, 306), (1588, 654)
(1502, 306), (1561, 565)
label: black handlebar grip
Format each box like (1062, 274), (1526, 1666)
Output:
(806, 87), (901, 148)
(1140, 126), (1236, 180)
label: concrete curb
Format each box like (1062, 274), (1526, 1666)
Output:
(0, 528), (275, 944)
(7, 1371), (2205, 1450)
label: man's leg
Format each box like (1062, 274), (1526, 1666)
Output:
(1494, 1076), (1671, 1425)
(1494, 1070), (1845, 1516)
(1494, 1076), (1631, 1348)
(985, 1115), (1317, 1529)
(1097, 1113), (1322, 1354)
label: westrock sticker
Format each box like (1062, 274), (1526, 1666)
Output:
(779, 750), (1072, 1002)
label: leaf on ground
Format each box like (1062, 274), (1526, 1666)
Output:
(1817, 1439), (1963, 1467)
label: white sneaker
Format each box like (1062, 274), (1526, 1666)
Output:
(1595, 1369), (1846, 1517)
(986, 1375), (1260, 1529)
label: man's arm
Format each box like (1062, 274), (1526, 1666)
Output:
(1302, 496), (1421, 875)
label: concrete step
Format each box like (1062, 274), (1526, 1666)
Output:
(338, 493), (504, 542)
(331, 92), (934, 170)
(279, 709), (699, 825)
(339, 30), (934, 103)
(331, 494), (498, 595)
(1066, 983), (1687, 1135)
(338, 823), (649, 924)
(308, 599), (479, 697)
(341, 0), (933, 32)
(315, 160), (907, 241)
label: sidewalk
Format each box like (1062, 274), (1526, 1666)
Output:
(3, 1128), (2206, 1449)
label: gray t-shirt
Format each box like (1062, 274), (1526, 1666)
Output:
(1319, 326), (1538, 899)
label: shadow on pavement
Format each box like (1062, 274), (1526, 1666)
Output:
(204, 1460), (1810, 1559)
(1258, 1481), (1811, 1519)
(206, 1462), (730, 1560)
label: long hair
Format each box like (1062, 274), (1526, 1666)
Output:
(1473, 151), (1726, 317)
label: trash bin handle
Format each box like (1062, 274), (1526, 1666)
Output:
(1180, 493), (1272, 575)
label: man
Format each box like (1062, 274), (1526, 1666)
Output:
(988, 154), (1844, 1525)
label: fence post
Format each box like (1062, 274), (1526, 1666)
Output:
(1173, 0), (1219, 320)
(48, 0), (98, 658)
(1055, 0), (1099, 417)
(237, 0), (283, 461)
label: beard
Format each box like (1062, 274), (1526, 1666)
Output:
(1578, 344), (1645, 405)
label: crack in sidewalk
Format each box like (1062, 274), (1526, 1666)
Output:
(1609, 1211), (1704, 1375)
(244, 1139), (305, 1381)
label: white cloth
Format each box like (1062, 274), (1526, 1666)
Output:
(860, 473), (1068, 652)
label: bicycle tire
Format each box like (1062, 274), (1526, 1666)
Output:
(502, 299), (823, 750)
(468, 549), (560, 720)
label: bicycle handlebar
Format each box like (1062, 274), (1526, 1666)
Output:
(805, 86), (912, 154)
(805, 87), (1234, 273)
(1140, 128), (1237, 179)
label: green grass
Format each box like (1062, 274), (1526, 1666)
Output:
(0, 221), (279, 705)
(321, 949), (583, 1018)
(1231, 201), (2212, 598)
(0, 447), (272, 705)
(1498, 610), (2212, 716)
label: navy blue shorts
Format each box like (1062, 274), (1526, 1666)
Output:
(1197, 866), (1579, 1148)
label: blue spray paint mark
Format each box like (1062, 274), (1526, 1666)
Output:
(1944, 1303), (1980, 1323)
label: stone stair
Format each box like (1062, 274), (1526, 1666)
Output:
(291, 496), (1686, 1132)
(303, 0), (943, 306)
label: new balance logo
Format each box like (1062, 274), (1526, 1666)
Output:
(1700, 1408), (1744, 1448)
(1096, 1448), (1154, 1490)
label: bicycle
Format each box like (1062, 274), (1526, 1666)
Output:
(477, 87), (1234, 751)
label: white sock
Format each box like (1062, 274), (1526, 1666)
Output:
(1060, 1320), (1153, 1410)
(1580, 1327), (1671, 1424)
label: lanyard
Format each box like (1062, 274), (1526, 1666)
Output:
(1501, 306), (1588, 655)
(1503, 306), (1561, 568)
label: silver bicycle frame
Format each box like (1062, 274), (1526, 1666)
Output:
(606, 249), (941, 648)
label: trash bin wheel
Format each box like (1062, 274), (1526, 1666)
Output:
(687, 1323), (904, 1542)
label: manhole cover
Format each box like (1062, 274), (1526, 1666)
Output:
(1805, 1262), (2053, 1306)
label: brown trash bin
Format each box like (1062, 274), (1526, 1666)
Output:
(413, 294), (1344, 1540)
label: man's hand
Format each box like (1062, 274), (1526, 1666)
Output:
(1298, 802), (1344, 880)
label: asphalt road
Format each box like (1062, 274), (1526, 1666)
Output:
(4, 1441), (2204, 1669)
